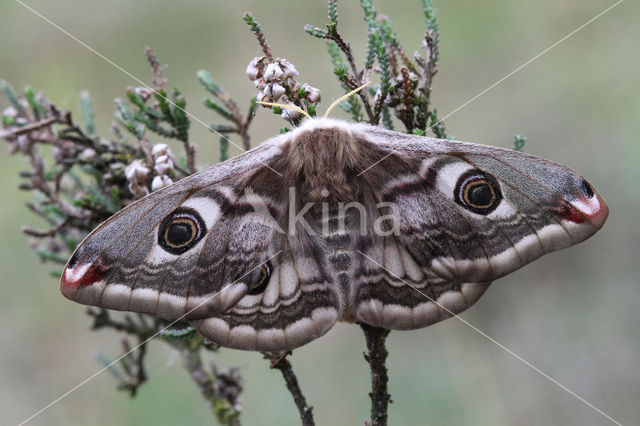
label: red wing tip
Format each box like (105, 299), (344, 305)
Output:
(562, 191), (609, 228)
(60, 261), (105, 297)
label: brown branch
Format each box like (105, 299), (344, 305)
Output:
(173, 162), (191, 177)
(267, 353), (315, 426)
(400, 66), (415, 132)
(243, 12), (274, 61)
(138, 136), (154, 167)
(88, 309), (158, 337)
(184, 141), (197, 174)
(0, 116), (59, 139)
(239, 121), (252, 151)
(21, 217), (70, 238)
(179, 340), (242, 426)
(131, 340), (148, 395)
(145, 46), (167, 89)
(24, 202), (56, 226)
(119, 338), (148, 397)
(23, 137), (89, 220)
(241, 101), (256, 150)
(216, 90), (251, 150)
(361, 324), (391, 426)
(325, 26), (375, 122)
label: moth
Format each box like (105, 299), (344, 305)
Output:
(60, 118), (608, 351)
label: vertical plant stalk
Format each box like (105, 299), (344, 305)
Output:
(361, 324), (391, 426)
(268, 354), (315, 426)
(181, 344), (242, 426)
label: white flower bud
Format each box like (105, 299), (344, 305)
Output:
(302, 84), (321, 104)
(125, 159), (150, 198)
(152, 175), (173, 191)
(79, 148), (97, 160)
(254, 78), (267, 91)
(264, 83), (286, 102)
(395, 71), (418, 84)
(152, 143), (172, 159)
(281, 103), (302, 121)
(263, 63), (283, 81)
(125, 159), (149, 182)
(246, 57), (263, 80)
(256, 92), (270, 103)
(277, 58), (299, 77)
(151, 143), (174, 174)
(2, 106), (18, 118)
(134, 87), (154, 101)
(154, 155), (174, 175)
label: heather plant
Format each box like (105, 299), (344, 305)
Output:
(0, 1), (524, 424)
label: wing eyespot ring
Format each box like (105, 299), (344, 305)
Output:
(158, 207), (206, 254)
(454, 169), (502, 215)
(248, 262), (272, 295)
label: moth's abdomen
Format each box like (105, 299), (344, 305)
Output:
(319, 205), (357, 321)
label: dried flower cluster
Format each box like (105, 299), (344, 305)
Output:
(122, 141), (175, 197)
(242, 12), (323, 127)
(246, 56), (321, 122)
(151, 143), (175, 190)
(125, 160), (150, 198)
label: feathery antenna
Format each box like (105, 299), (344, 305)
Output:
(324, 81), (371, 118)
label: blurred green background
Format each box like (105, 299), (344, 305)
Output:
(1, 0), (638, 425)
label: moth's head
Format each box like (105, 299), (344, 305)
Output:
(276, 117), (371, 202)
(290, 116), (352, 134)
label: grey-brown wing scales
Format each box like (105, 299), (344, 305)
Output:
(61, 135), (342, 351)
(349, 126), (607, 330)
(352, 234), (490, 330)
(192, 240), (342, 351)
(61, 139), (280, 314)
(60, 118), (607, 349)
